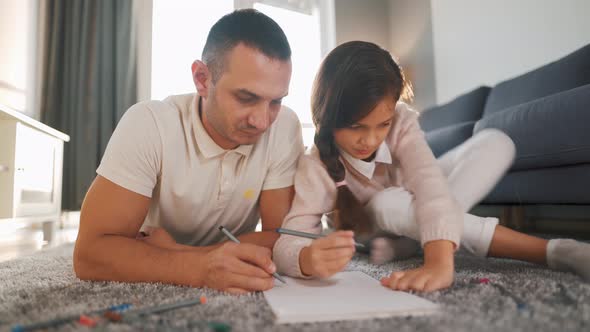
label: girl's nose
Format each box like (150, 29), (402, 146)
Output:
(362, 132), (378, 147)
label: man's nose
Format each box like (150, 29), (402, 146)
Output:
(248, 105), (270, 131)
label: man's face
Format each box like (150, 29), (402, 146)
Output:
(201, 44), (292, 149)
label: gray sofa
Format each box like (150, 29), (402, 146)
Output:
(419, 44), (590, 231)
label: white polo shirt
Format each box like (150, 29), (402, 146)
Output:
(97, 93), (304, 245)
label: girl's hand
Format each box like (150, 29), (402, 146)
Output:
(299, 231), (356, 278)
(380, 240), (455, 292)
(380, 261), (454, 292)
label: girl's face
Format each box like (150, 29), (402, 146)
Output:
(333, 98), (396, 161)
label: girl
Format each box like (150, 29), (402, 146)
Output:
(273, 41), (590, 292)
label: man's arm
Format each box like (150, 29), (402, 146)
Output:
(140, 186), (294, 251)
(74, 176), (276, 293)
(237, 186), (295, 249)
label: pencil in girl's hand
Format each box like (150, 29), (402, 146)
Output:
(275, 228), (365, 248)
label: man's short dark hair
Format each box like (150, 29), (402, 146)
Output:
(202, 9), (291, 83)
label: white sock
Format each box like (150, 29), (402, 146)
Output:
(370, 237), (420, 265)
(547, 239), (590, 281)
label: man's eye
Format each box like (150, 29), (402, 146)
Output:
(238, 96), (255, 104)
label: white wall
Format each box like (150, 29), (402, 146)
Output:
(388, 0), (436, 110)
(334, 0), (437, 110)
(334, 0), (390, 49)
(431, 0), (590, 104)
(0, 0), (39, 118)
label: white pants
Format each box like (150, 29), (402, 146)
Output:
(366, 129), (516, 257)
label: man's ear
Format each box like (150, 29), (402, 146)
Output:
(192, 60), (210, 98)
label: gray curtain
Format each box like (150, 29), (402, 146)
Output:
(40, 0), (137, 210)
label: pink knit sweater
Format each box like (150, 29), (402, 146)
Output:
(273, 103), (463, 277)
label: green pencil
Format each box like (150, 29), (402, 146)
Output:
(276, 228), (366, 248)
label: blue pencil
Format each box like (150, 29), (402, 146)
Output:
(122, 296), (207, 322)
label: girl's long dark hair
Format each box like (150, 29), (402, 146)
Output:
(311, 41), (411, 235)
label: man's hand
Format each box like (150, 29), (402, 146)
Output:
(380, 240), (455, 292)
(137, 227), (277, 294)
(299, 231), (356, 278)
(201, 242), (277, 294)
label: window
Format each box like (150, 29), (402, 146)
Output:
(150, 0), (234, 101)
(150, 0), (335, 147)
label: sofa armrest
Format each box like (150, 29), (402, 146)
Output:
(425, 121), (475, 158)
(420, 86), (489, 132)
(474, 84), (590, 171)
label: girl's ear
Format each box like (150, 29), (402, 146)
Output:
(191, 60), (210, 98)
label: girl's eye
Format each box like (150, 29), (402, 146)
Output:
(380, 122), (391, 127)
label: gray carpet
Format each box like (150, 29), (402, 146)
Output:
(1, 243), (589, 332)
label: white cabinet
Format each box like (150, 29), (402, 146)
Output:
(0, 104), (69, 241)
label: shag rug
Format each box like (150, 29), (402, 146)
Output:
(1, 242), (589, 331)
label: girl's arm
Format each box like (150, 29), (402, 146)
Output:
(272, 150), (340, 277)
(381, 104), (462, 292)
(391, 103), (463, 250)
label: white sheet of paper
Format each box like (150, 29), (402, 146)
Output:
(263, 271), (438, 324)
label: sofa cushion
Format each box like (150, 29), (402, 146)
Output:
(474, 84), (590, 171)
(424, 121), (475, 157)
(482, 163), (590, 204)
(419, 86), (490, 132)
(483, 44), (590, 116)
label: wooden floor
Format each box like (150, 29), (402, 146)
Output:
(0, 214), (79, 263)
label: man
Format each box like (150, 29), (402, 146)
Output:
(74, 9), (304, 294)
